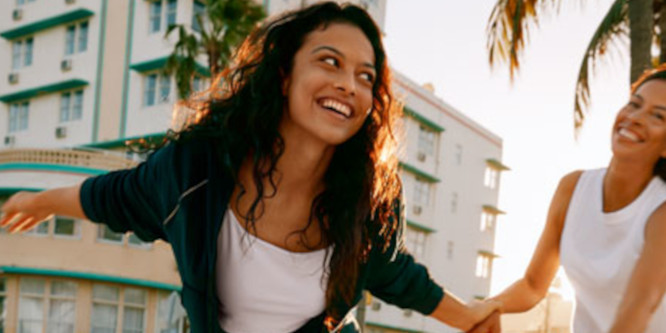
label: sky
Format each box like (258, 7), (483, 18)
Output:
(382, 0), (629, 297)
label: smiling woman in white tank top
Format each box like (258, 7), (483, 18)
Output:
(469, 65), (666, 333)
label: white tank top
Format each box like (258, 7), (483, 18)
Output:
(560, 168), (666, 333)
(216, 208), (330, 333)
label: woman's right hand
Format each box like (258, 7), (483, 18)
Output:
(1, 191), (54, 233)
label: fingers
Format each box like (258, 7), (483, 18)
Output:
(9, 215), (34, 233)
(468, 310), (501, 333)
(0, 211), (21, 227)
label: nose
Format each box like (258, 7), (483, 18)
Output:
(334, 71), (356, 97)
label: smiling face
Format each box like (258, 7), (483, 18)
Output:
(280, 23), (376, 146)
(612, 79), (666, 165)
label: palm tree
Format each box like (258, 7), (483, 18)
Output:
(164, 0), (265, 99)
(486, 0), (663, 132)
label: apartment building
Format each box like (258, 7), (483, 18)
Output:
(0, 0), (507, 332)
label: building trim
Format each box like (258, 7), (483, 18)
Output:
(130, 56), (211, 77)
(0, 79), (89, 103)
(365, 321), (423, 333)
(486, 158), (510, 171)
(0, 163), (106, 176)
(482, 204), (506, 215)
(92, 0), (109, 143)
(0, 266), (181, 291)
(0, 187), (41, 196)
(120, 0), (136, 139)
(395, 79), (502, 148)
(403, 106), (444, 132)
(80, 131), (166, 149)
(406, 219), (436, 233)
(0, 9), (95, 40)
(478, 250), (501, 258)
(399, 162), (440, 183)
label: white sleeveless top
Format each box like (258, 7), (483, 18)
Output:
(560, 168), (666, 333)
(215, 208), (330, 333)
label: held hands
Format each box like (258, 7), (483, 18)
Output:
(0, 191), (53, 233)
(467, 299), (502, 333)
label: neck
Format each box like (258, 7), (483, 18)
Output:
(603, 157), (655, 212)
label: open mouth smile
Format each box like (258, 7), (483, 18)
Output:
(318, 98), (352, 119)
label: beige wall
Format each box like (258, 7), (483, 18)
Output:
(97, 0), (131, 143)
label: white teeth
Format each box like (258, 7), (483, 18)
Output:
(618, 128), (641, 142)
(321, 99), (351, 117)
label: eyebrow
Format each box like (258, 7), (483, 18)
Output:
(634, 93), (666, 112)
(311, 45), (376, 71)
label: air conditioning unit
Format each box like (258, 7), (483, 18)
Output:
(61, 59), (72, 71)
(65, 0), (76, 4)
(403, 309), (413, 317)
(8, 73), (19, 84)
(371, 302), (381, 311)
(55, 126), (67, 138)
(417, 151), (426, 162)
(12, 9), (23, 21)
(4, 136), (15, 146)
(413, 205), (422, 215)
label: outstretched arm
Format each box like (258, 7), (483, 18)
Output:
(490, 171), (580, 313)
(609, 203), (666, 333)
(430, 293), (502, 331)
(1, 185), (85, 233)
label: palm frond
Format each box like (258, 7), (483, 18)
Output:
(486, 0), (559, 80)
(573, 0), (628, 134)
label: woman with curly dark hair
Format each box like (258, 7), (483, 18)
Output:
(1, 2), (499, 332)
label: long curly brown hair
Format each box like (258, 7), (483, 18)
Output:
(171, 1), (403, 321)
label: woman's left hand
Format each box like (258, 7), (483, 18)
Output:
(467, 306), (501, 333)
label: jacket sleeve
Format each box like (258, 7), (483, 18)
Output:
(365, 198), (445, 315)
(79, 142), (183, 242)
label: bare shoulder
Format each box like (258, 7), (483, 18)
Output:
(547, 170), (584, 230)
(646, 202), (666, 237)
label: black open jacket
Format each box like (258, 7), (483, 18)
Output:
(80, 137), (445, 332)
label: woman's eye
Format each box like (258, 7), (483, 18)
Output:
(322, 57), (338, 67)
(628, 101), (640, 108)
(360, 72), (375, 83)
(652, 111), (665, 120)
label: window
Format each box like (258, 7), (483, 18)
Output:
(484, 166), (499, 189)
(47, 281), (76, 332)
(447, 241), (454, 260)
(417, 125), (436, 157)
(413, 178), (430, 207)
(78, 21), (89, 52)
(128, 233), (150, 248)
(11, 37), (33, 70)
(91, 285), (119, 333)
(91, 285), (147, 333)
(144, 73), (171, 106)
(480, 211), (496, 231)
(16, 0), (37, 5)
(455, 144), (463, 165)
(476, 253), (493, 279)
(98, 225), (124, 244)
(65, 25), (76, 55)
(60, 90), (84, 122)
(0, 278), (5, 333)
(54, 217), (80, 237)
(405, 226), (427, 261)
(18, 278), (76, 333)
(156, 291), (188, 333)
(166, 0), (177, 27)
(65, 22), (89, 55)
(451, 192), (458, 214)
(150, 0), (163, 33)
(192, 1), (206, 32)
(192, 75), (207, 93)
(122, 288), (146, 333)
(8, 102), (29, 133)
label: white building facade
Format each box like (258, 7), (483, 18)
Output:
(0, 1), (507, 332)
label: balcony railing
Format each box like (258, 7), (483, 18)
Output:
(0, 148), (137, 171)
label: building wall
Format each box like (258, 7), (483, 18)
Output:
(0, 0), (104, 148)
